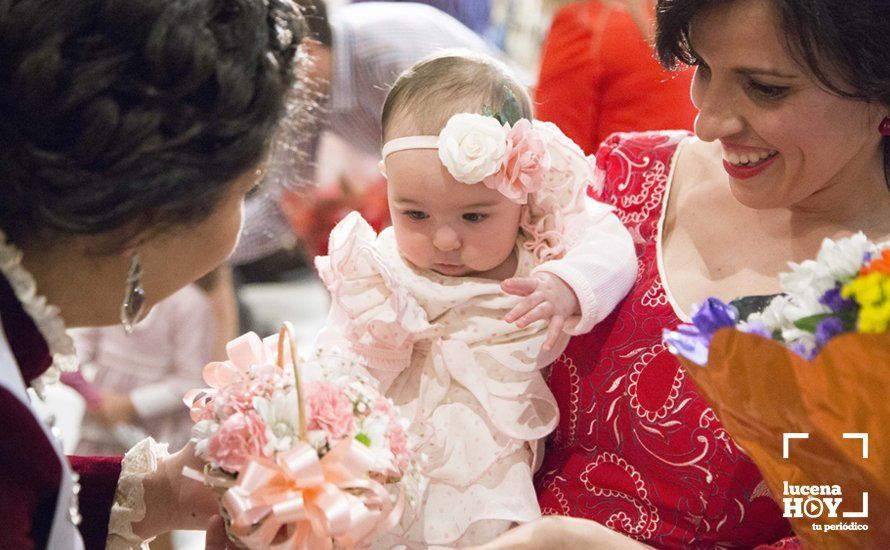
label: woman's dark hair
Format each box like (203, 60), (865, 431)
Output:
(294, 0), (332, 48)
(0, 0), (305, 247)
(655, 0), (890, 188)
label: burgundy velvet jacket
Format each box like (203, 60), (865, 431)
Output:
(0, 272), (122, 549)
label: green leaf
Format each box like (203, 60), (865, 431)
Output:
(500, 88), (522, 126)
(355, 433), (371, 447)
(793, 308), (858, 333)
(794, 313), (833, 333)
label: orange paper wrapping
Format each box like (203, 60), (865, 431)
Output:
(678, 330), (889, 548)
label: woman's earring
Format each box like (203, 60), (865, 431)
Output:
(120, 254), (146, 334)
(880, 117), (890, 137)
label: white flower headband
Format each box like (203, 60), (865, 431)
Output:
(381, 108), (552, 205)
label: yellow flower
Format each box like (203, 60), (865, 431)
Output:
(843, 271), (890, 333)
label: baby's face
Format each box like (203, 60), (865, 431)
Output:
(385, 149), (522, 280)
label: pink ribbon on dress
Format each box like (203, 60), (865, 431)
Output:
(223, 439), (403, 549)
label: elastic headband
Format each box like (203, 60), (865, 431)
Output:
(381, 136), (439, 160)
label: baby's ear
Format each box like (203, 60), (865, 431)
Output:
(378, 160), (387, 179)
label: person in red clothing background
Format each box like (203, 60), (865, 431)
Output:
(535, 0), (697, 154)
(0, 0), (305, 548)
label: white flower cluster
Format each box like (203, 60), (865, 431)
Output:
(747, 232), (877, 353)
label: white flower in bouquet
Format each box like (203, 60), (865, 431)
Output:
(253, 389), (300, 456)
(746, 295), (790, 334)
(779, 260), (834, 309)
(815, 232), (872, 281)
(360, 410), (399, 471)
(192, 418), (219, 459)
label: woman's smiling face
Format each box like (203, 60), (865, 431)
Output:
(688, 0), (886, 210)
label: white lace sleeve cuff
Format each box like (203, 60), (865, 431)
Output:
(106, 437), (170, 550)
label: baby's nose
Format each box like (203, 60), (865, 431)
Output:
(432, 225), (461, 251)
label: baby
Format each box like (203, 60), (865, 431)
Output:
(312, 51), (636, 547)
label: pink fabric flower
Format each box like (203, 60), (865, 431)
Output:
(207, 411), (268, 473)
(306, 382), (356, 440)
(484, 119), (550, 204)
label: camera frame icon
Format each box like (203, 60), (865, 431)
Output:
(782, 432), (869, 519)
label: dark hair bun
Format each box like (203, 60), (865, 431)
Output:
(0, 0), (305, 244)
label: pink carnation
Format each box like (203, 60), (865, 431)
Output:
(387, 420), (410, 473)
(207, 411), (268, 473)
(306, 382), (356, 440)
(484, 119), (550, 204)
(214, 382), (256, 417)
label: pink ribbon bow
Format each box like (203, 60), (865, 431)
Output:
(223, 440), (402, 549)
(184, 332), (292, 421)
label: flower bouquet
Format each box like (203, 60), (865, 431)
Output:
(663, 234), (889, 547)
(183, 323), (409, 549)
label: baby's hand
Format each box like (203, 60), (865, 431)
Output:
(502, 272), (580, 351)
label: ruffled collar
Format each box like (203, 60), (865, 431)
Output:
(0, 230), (76, 393)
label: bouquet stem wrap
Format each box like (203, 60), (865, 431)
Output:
(679, 330), (889, 548)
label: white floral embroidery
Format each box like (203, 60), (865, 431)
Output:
(0, 229), (76, 394)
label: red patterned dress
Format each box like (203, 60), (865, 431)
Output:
(536, 131), (797, 548)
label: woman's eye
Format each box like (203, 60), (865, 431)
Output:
(404, 210), (428, 221)
(462, 213), (487, 223)
(746, 79), (789, 100)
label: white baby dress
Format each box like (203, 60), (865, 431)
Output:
(314, 213), (562, 547)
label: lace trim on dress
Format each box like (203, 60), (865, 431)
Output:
(0, 229), (77, 393)
(106, 437), (170, 550)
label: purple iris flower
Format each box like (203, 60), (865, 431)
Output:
(738, 321), (771, 339)
(690, 298), (739, 336)
(819, 287), (855, 312)
(790, 341), (816, 360)
(663, 298), (739, 366)
(815, 316), (845, 350)
(663, 324), (710, 366)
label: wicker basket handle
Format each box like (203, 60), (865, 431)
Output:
(277, 321), (307, 440)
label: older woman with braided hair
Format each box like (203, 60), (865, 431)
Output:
(0, 0), (306, 547)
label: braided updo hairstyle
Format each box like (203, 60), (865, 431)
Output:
(0, 0), (305, 247)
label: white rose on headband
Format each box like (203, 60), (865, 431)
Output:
(438, 113), (507, 184)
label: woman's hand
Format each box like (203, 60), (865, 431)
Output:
(470, 516), (653, 549)
(133, 442), (220, 540)
(204, 515), (234, 549)
(502, 273), (580, 350)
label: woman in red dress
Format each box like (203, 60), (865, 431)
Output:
(535, 0), (697, 155)
(483, 0), (890, 547)
(0, 1), (305, 547)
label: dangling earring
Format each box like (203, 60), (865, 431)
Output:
(120, 254), (146, 334)
(880, 117), (890, 137)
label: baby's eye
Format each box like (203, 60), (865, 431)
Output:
(404, 210), (428, 221)
(462, 213), (487, 223)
